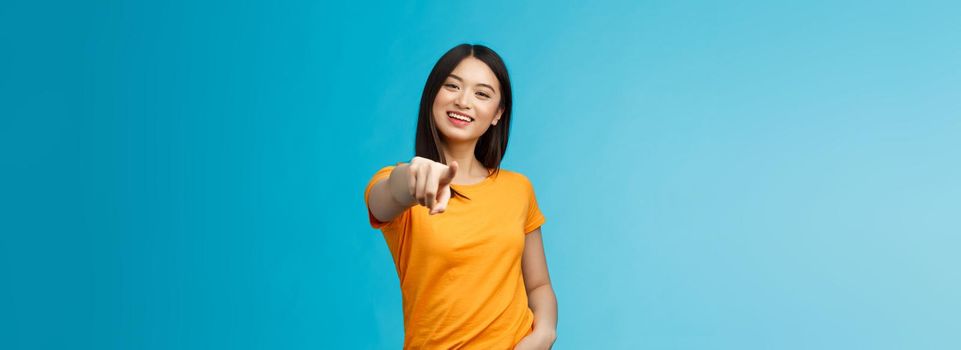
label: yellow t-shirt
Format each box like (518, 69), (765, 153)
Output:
(364, 165), (547, 349)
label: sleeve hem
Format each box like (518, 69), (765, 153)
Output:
(523, 216), (546, 234)
(365, 166), (396, 230)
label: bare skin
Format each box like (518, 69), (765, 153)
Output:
(514, 227), (557, 350)
(367, 56), (557, 349)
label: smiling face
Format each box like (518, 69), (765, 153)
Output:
(431, 56), (504, 145)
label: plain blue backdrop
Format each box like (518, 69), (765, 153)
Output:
(2, 0), (959, 349)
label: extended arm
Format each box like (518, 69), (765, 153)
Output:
(368, 157), (460, 223)
(368, 163), (416, 223)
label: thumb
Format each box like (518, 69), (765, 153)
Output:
(441, 160), (458, 185)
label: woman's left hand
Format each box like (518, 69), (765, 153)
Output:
(513, 329), (556, 350)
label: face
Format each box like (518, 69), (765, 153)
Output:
(431, 56), (504, 144)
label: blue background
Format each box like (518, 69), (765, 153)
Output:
(2, 0), (959, 349)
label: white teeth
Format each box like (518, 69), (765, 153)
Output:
(447, 112), (472, 122)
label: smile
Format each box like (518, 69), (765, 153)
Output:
(447, 111), (474, 123)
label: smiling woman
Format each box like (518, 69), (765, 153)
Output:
(438, 72), (498, 127)
(364, 44), (558, 349)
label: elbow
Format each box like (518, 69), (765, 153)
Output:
(525, 281), (552, 296)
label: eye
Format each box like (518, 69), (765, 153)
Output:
(476, 92), (490, 98)
(444, 83), (459, 90)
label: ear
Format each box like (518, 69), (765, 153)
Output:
(492, 106), (504, 126)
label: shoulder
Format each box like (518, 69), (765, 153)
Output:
(495, 167), (526, 180)
(371, 165), (395, 179)
(494, 168), (536, 189)
(372, 162), (405, 177)
(367, 164), (399, 188)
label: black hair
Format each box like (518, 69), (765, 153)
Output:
(414, 43), (513, 199)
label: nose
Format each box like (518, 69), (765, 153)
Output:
(454, 90), (470, 109)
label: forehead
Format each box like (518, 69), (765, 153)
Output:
(448, 57), (499, 91)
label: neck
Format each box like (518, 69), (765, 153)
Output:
(441, 139), (487, 181)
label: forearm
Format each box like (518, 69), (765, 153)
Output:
(387, 163), (416, 206)
(527, 284), (557, 339)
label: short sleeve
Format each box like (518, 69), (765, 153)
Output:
(365, 165), (397, 230)
(523, 177), (546, 234)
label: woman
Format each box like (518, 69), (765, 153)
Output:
(364, 43), (558, 349)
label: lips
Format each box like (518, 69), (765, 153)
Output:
(446, 111), (474, 123)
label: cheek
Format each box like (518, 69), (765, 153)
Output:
(433, 91), (455, 106)
(475, 104), (498, 122)
(431, 96), (447, 117)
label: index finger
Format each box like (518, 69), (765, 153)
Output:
(439, 160), (458, 186)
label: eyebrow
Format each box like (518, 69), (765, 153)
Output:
(448, 74), (497, 93)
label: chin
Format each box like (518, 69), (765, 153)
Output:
(440, 132), (478, 144)
(437, 127), (480, 144)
